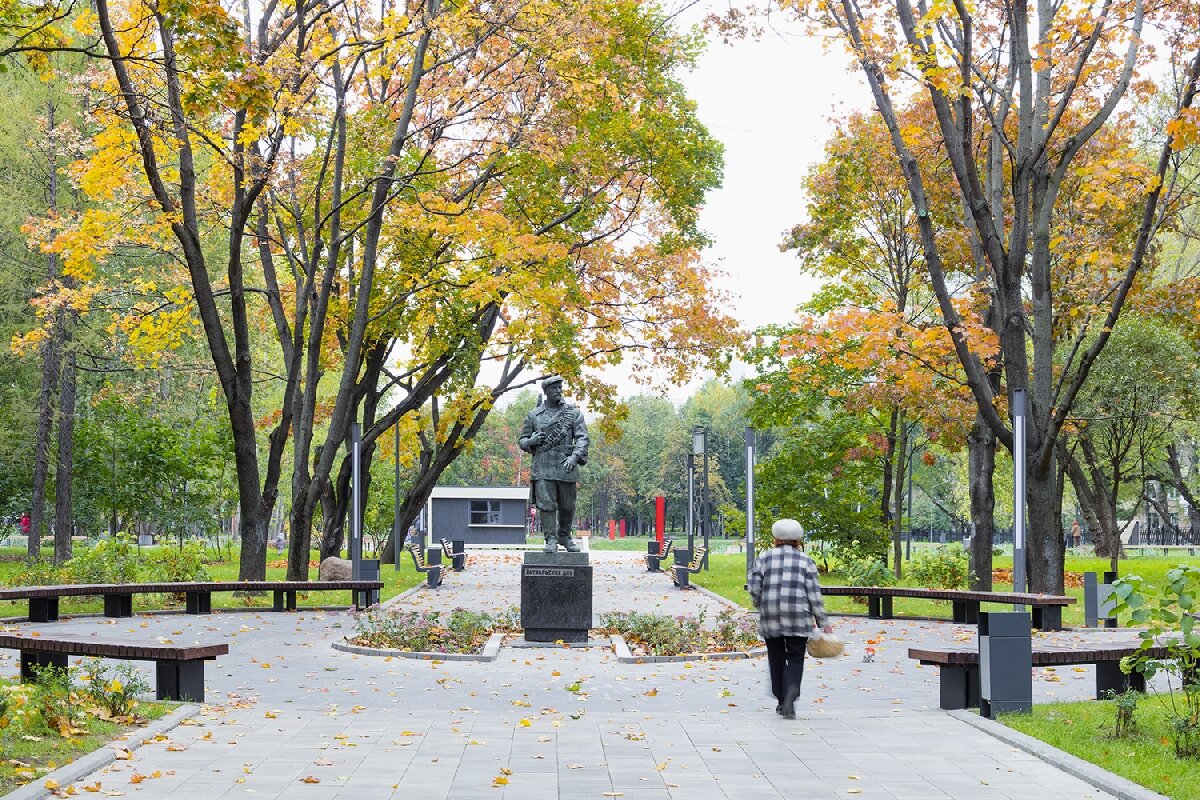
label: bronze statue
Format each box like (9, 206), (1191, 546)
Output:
(519, 376), (589, 552)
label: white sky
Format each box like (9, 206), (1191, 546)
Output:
(681, 4), (866, 334)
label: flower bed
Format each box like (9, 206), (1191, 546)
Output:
(347, 607), (519, 654)
(598, 608), (761, 657)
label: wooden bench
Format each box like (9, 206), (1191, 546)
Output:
(819, 586), (1075, 631)
(407, 545), (443, 587)
(1, 580), (385, 623)
(439, 538), (467, 572)
(644, 539), (674, 572)
(672, 546), (708, 589)
(1, 633), (228, 702)
(908, 644), (1171, 709)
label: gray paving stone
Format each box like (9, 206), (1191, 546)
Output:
(6, 552), (1141, 799)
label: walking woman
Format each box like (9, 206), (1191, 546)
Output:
(749, 519), (833, 719)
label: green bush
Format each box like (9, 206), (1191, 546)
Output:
(598, 608), (760, 656)
(80, 658), (151, 719)
(30, 665), (83, 736)
(65, 534), (141, 584)
(350, 607), (519, 653)
(1110, 566), (1200, 759)
(840, 556), (896, 602)
(909, 543), (971, 589)
(148, 540), (210, 582)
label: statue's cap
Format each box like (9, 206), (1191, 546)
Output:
(541, 375), (564, 390)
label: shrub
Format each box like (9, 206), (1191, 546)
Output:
(80, 658), (150, 719)
(349, 607), (519, 653)
(1108, 688), (1139, 738)
(148, 540), (210, 583)
(598, 608), (760, 656)
(909, 544), (971, 589)
(65, 534), (141, 585)
(840, 556), (896, 603)
(29, 665), (83, 737)
(1110, 566), (1200, 759)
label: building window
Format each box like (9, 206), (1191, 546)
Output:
(470, 500), (501, 525)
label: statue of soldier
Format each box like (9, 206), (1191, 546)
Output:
(519, 376), (589, 553)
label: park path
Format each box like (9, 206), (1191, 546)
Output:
(0, 551), (1145, 799)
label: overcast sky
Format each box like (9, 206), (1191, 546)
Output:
(680, 4), (867, 334)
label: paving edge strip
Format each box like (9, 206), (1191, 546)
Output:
(4, 702), (200, 800)
(610, 634), (766, 664)
(330, 631), (503, 662)
(947, 709), (1169, 800)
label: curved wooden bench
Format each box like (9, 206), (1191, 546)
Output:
(907, 644), (1171, 709)
(407, 545), (443, 588)
(644, 538), (674, 572)
(0, 580), (384, 622)
(820, 586), (1075, 631)
(672, 546), (708, 589)
(1, 632), (228, 702)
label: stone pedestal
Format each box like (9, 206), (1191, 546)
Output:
(520, 552), (592, 643)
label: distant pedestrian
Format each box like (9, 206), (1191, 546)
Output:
(748, 518), (832, 719)
(19, 512), (30, 537)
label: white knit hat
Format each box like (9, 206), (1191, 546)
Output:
(771, 518), (805, 542)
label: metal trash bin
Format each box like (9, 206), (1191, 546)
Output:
(978, 611), (1032, 718)
(1084, 571), (1118, 628)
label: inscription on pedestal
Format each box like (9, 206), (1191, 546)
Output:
(520, 559), (592, 643)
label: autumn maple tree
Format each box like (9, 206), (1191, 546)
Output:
(4, 0), (735, 578)
(786, 0), (1200, 592)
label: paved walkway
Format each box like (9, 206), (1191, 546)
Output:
(1, 552), (1142, 799)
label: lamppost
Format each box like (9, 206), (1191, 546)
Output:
(692, 426), (709, 570)
(745, 428), (756, 583)
(1012, 389), (1027, 601)
(393, 419), (401, 570)
(350, 422), (362, 580)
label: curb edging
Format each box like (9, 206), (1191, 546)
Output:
(3, 703), (200, 800)
(948, 709), (1169, 800)
(331, 631), (503, 662)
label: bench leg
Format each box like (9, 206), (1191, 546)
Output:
(185, 592), (212, 615)
(156, 659), (206, 702)
(1096, 661), (1144, 698)
(1032, 606), (1063, 632)
(427, 567), (442, 588)
(104, 594), (133, 618)
(20, 651), (68, 682)
(952, 601), (979, 625)
(868, 596), (892, 619)
(675, 568), (690, 589)
(28, 597), (59, 623)
(273, 590), (284, 611)
(939, 665), (980, 710)
(287, 590), (297, 611)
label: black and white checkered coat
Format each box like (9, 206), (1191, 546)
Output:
(749, 546), (829, 638)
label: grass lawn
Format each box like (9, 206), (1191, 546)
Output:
(0, 546), (425, 618)
(0, 678), (172, 794)
(692, 551), (1200, 628)
(1002, 698), (1200, 800)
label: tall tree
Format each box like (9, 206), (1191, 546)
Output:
(791, 0), (1200, 592)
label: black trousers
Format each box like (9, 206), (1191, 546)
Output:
(534, 479), (576, 540)
(765, 635), (808, 703)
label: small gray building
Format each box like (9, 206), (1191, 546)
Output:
(425, 487), (529, 545)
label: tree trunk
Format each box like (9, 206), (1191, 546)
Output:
(967, 416), (996, 590)
(53, 337), (76, 563)
(891, 418), (908, 580)
(1026, 455), (1065, 594)
(29, 330), (58, 560)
